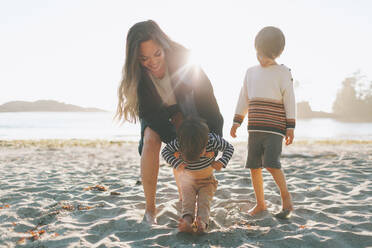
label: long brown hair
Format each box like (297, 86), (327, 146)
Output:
(115, 20), (176, 123)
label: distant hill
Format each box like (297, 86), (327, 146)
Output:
(297, 102), (335, 119)
(0, 100), (108, 112)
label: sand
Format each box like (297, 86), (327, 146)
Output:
(0, 140), (372, 248)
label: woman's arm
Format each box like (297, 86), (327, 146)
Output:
(191, 67), (224, 136)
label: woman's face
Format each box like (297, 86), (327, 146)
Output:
(139, 39), (166, 78)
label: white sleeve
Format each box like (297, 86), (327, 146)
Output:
(233, 71), (249, 125)
(282, 69), (296, 128)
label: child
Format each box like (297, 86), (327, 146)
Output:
(230, 26), (295, 218)
(162, 118), (234, 233)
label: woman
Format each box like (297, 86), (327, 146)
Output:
(116, 20), (223, 224)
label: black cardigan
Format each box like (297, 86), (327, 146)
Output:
(137, 46), (223, 143)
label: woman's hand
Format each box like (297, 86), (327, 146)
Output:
(211, 161), (223, 171)
(177, 163), (186, 172)
(174, 152), (181, 158)
(204, 151), (215, 158)
(170, 112), (183, 130)
(230, 123), (240, 138)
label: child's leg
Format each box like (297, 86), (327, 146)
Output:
(265, 168), (293, 211)
(245, 133), (267, 215)
(249, 168), (267, 215)
(260, 133), (292, 213)
(196, 177), (217, 233)
(173, 168), (183, 201)
(178, 180), (197, 233)
(178, 215), (194, 233)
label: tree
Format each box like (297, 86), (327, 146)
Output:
(333, 72), (372, 121)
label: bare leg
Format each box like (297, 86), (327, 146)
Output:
(266, 168), (293, 211)
(141, 127), (161, 224)
(173, 168), (183, 202)
(249, 168), (267, 215)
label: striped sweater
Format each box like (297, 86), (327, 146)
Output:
(233, 64), (296, 137)
(161, 133), (234, 170)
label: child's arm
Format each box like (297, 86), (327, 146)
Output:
(285, 129), (294, 145)
(282, 69), (296, 145)
(231, 71), (250, 138)
(210, 133), (234, 169)
(230, 123), (240, 138)
(161, 140), (185, 169)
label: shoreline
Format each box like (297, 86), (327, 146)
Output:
(1, 138), (372, 148)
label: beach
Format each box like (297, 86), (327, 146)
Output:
(0, 140), (372, 248)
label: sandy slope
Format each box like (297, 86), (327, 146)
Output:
(0, 141), (371, 247)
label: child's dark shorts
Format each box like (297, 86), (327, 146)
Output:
(246, 132), (284, 169)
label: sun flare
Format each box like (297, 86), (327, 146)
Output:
(187, 50), (202, 67)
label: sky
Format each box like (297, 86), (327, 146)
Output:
(1, 0), (372, 125)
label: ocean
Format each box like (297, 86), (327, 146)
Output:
(1, 112), (372, 141)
